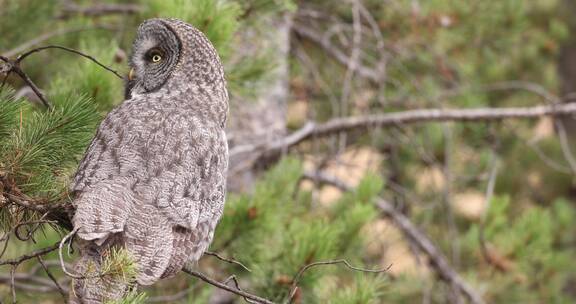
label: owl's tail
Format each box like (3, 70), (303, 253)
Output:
(68, 238), (132, 304)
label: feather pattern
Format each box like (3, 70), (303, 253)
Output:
(70, 18), (228, 303)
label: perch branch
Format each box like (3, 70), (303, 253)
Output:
(182, 267), (276, 304)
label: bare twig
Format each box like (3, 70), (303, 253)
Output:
(37, 256), (67, 300)
(13, 217), (55, 242)
(224, 275), (259, 304)
(204, 250), (252, 272)
(182, 266), (276, 304)
(231, 103), (576, 173)
(17, 45), (123, 79)
(58, 229), (83, 279)
(1, 43), (123, 110)
(302, 171), (485, 304)
(292, 24), (381, 82)
(286, 259), (390, 303)
(10, 65), (52, 109)
(0, 242), (60, 266)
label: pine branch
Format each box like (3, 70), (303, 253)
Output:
(302, 171), (485, 304)
(0, 44), (123, 110)
(4, 193), (73, 230)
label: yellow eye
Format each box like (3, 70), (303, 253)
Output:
(152, 54), (162, 63)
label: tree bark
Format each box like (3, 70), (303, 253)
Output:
(227, 12), (294, 192)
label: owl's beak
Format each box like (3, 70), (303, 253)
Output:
(128, 68), (135, 81)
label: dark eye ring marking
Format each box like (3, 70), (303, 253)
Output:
(146, 48), (164, 63)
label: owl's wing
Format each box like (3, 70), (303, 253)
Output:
(73, 102), (227, 282)
(137, 119), (226, 278)
(154, 126), (227, 278)
(72, 105), (138, 193)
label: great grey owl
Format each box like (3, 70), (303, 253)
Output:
(69, 18), (228, 303)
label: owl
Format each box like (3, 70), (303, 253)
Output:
(69, 18), (228, 303)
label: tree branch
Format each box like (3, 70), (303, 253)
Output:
(0, 242), (60, 266)
(16, 45), (123, 79)
(182, 267), (276, 304)
(37, 256), (67, 300)
(231, 103), (576, 165)
(204, 250), (252, 272)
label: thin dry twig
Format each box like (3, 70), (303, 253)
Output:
(286, 259), (391, 303)
(58, 229), (84, 279)
(204, 250), (252, 272)
(336, 0), (362, 151)
(17, 45), (123, 79)
(1, 43), (123, 110)
(37, 255), (67, 300)
(9, 64), (52, 109)
(0, 242), (60, 266)
(292, 24), (381, 82)
(223, 275), (259, 304)
(182, 266), (276, 304)
(3, 193), (72, 230)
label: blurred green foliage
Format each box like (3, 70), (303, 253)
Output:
(1, 0), (576, 303)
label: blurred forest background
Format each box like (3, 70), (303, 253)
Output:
(1, 0), (576, 303)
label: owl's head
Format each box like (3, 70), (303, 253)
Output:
(125, 18), (226, 100)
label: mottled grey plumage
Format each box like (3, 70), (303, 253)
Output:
(69, 18), (228, 303)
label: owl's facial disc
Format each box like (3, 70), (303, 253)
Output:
(125, 19), (182, 99)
